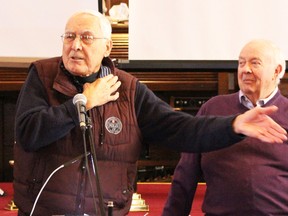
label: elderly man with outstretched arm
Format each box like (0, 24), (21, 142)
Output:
(13, 11), (287, 216)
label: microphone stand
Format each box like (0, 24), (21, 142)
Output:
(86, 116), (106, 216)
(81, 128), (99, 216)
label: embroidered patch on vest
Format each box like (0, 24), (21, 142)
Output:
(105, 117), (122, 135)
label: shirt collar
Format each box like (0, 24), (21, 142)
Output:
(239, 87), (278, 109)
(61, 62), (112, 92)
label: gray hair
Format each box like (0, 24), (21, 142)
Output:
(71, 10), (112, 39)
(246, 39), (286, 85)
(273, 43), (286, 84)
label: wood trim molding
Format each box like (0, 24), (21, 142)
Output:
(0, 57), (233, 93)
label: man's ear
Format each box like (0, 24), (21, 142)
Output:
(104, 39), (113, 57)
(274, 64), (282, 78)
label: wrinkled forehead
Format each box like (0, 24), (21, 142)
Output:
(65, 13), (102, 34)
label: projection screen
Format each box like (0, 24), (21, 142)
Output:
(129, 0), (288, 61)
(0, 0), (98, 58)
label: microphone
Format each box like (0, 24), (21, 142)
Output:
(73, 93), (87, 132)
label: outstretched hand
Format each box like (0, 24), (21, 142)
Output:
(83, 74), (121, 110)
(233, 106), (287, 143)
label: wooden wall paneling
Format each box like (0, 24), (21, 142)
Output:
(0, 96), (3, 181)
(129, 71), (218, 92)
(0, 92), (18, 181)
(217, 72), (229, 95)
(0, 67), (28, 91)
(110, 33), (129, 60)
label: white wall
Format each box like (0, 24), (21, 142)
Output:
(129, 0), (288, 60)
(0, 0), (98, 58)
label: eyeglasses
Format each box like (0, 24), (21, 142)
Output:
(61, 33), (106, 45)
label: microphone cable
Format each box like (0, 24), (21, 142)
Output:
(29, 152), (90, 216)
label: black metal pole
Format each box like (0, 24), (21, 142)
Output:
(86, 116), (106, 216)
(98, 0), (103, 14)
(108, 201), (114, 216)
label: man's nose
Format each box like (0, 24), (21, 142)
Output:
(71, 36), (83, 50)
(243, 63), (252, 73)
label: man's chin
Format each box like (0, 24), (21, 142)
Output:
(69, 70), (87, 77)
(67, 66), (87, 76)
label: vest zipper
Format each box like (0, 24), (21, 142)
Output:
(96, 106), (105, 145)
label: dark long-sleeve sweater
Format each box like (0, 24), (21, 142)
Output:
(163, 91), (288, 216)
